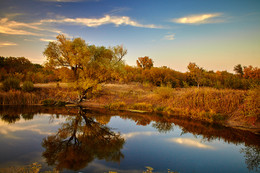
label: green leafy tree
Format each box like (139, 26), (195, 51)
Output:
(234, 64), (244, 77)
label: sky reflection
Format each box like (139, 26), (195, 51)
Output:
(168, 137), (215, 150)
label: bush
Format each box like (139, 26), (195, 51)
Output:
(22, 81), (34, 92)
(2, 77), (20, 91)
(42, 99), (66, 107)
(105, 101), (126, 110)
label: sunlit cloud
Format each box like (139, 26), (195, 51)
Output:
(0, 18), (62, 36)
(0, 42), (17, 47)
(0, 18), (41, 36)
(122, 131), (158, 139)
(168, 138), (214, 149)
(40, 38), (56, 42)
(164, 33), (175, 40)
(41, 15), (163, 28)
(172, 13), (222, 24)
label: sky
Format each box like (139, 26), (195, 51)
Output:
(0, 0), (259, 72)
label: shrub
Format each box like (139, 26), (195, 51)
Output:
(154, 86), (173, 99)
(2, 77), (20, 91)
(42, 99), (56, 106)
(22, 81), (34, 92)
(42, 99), (67, 107)
(132, 102), (153, 112)
(106, 101), (126, 110)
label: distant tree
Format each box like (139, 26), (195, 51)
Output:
(187, 62), (205, 88)
(234, 64), (244, 77)
(136, 56), (153, 69)
(243, 65), (260, 80)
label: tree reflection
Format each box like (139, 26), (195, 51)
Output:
(41, 108), (125, 171)
(1, 114), (20, 123)
(152, 120), (174, 133)
(240, 146), (260, 172)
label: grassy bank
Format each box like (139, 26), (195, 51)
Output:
(0, 83), (78, 105)
(0, 82), (259, 130)
(81, 83), (259, 128)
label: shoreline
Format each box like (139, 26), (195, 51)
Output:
(0, 83), (259, 134)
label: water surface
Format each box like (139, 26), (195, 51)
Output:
(0, 106), (259, 173)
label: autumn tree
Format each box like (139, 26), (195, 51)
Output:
(243, 65), (260, 80)
(187, 62), (205, 88)
(136, 56), (153, 69)
(43, 34), (127, 102)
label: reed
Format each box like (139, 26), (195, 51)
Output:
(0, 90), (41, 105)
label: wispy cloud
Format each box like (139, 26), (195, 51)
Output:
(0, 17), (62, 36)
(167, 138), (214, 149)
(0, 42), (17, 47)
(164, 33), (175, 40)
(41, 15), (163, 28)
(0, 18), (41, 36)
(172, 13), (223, 24)
(40, 38), (56, 42)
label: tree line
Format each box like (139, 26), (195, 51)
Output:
(1, 34), (259, 99)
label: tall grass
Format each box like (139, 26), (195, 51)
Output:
(0, 90), (41, 105)
(103, 85), (258, 123)
(0, 87), (78, 105)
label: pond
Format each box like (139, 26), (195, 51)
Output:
(0, 106), (259, 173)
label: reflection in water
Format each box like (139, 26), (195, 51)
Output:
(41, 108), (125, 171)
(0, 106), (259, 172)
(122, 131), (158, 139)
(168, 138), (215, 150)
(152, 120), (174, 133)
(240, 146), (260, 172)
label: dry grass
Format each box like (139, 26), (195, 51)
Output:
(0, 83), (78, 105)
(34, 82), (71, 88)
(84, 83), (259, 125)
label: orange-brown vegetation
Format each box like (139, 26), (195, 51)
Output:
(81, 83), (259, 130)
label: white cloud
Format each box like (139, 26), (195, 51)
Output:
(0, 18), (62, 36)
(167, 138), (214, 149)
(0, 18), (41, 36)
(164, 33), (175, 40)
(0, 42), (17, 47)
(172, 13), (222, 24)
(40, 38), (56, 42)
(41, 15), (163, 28)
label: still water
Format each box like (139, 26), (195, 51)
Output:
(0, 106), (259, 173)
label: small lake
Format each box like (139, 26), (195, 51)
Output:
(0, 106), (259, 173)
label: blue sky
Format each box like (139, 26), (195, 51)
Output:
(0, 0), (259, 72)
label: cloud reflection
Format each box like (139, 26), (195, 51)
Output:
(122, 131), (158, 139)
(168, 138), (214, 149)
(0, 117), (64, 139)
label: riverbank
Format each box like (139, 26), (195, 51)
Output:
(80, 83), (260, 134)
(0, 82), (259, 134)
